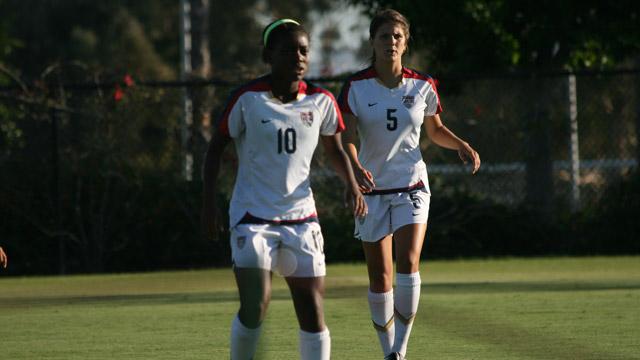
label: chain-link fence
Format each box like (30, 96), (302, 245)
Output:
(1, 69), (638, 273)
(427, 72), (638, 211)
(322, 71), (639, 212)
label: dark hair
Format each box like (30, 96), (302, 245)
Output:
(369, 9), (410, 40)
(261, 20), (309, 63)
(369, 9), (410, 64)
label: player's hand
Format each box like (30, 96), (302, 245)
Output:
(345, 187), (368, 218)
(457, 142), (481, 174)
(201, 202), (222, 241)
(354, 166), (375, 193)
(0, 246), (7, 269)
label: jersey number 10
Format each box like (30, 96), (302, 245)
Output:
(277, 128), (297, 154)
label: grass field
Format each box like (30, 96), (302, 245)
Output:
(1, 256), (639, 359)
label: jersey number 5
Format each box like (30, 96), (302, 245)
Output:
(277, 128), (297, 154)
(387, 108), (398, 131)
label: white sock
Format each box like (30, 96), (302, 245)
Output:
(392, 272), (421, 357)
(299, 328), (331, 360)
(230, 315), (261, 360)
(368, 289), (395, 355)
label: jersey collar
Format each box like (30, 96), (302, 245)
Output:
(371, 66), (408, 89)
(266, 76), (308, 103)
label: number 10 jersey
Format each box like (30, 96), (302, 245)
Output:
(218, 76), (344, 227)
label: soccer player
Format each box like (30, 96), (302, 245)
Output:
(0, 246), (6, 268)
(202, 19), (366, 360)
(338, 9), (481, 360)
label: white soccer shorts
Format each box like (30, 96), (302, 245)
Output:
(355, 189), (430, 242)
(230, 222), (326, 277)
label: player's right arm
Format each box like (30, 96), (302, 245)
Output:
(202, 130), (230, 241)
(342, 113), (375, 192)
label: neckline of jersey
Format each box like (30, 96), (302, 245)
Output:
(266, 76), (308, 104)
(370, 66), (409, 90)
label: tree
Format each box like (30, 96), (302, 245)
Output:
(351, 0), (640, 73)
(350, 0), (640, 218)
(0, 0), (350, 274)
(0, 0), (177, 80)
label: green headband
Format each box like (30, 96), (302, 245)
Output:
(263, 19), (300, 46)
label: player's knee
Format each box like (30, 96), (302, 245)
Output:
(294, 287), (323, 311)
(239, 297), (271, 326)
(369, 271), (393, 292)
(396, 255), (420, 273)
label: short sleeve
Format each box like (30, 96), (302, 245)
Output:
(337, 81), (358, 117)
(319, 92), (345, 136)
(218, 94), (245, 138)
(424, 79), (443, 117)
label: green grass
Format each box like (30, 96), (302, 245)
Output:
(1, 257), (639, 359)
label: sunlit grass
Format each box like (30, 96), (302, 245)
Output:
(1, 256), (639, 359)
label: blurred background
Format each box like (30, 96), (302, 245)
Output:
(0, 0), (638, 275)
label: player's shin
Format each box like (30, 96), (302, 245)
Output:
(368, 289), (395, 355)
(392, 272), (421, 357)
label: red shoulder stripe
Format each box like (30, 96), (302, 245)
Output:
(338, 67), (376, 115)
(305, 81), (345, 133)
(403, 68), (443, 114)
(217, 76), (271, 137)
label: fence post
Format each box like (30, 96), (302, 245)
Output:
(180, 0), (194, 181)
(50, 108), (65, 274)
(525, 77), (554, 221)
(636, 67), (640, 168)
(189, 0), (213, 181)
(568, 73), (581, 212)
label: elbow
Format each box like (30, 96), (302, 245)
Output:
(430, 126), (446, 141)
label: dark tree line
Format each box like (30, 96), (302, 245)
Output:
(1, 1), (639, 275)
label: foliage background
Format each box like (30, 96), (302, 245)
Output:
(0, 0), (639, 275)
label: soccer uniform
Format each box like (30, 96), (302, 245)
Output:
(339, 66), (441, 241)
(218, 75), (344, 277)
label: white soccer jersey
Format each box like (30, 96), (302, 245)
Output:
(218, 75), (344, 227)
(339, 67), (442, 191)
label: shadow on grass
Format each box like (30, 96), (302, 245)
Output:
(2, 279), (639, 308)
(424, 302), (635, 360)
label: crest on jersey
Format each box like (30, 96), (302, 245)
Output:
(236, 236), (246, 250)
(402, 95), (415, 108)
(300, 111), (314, 127)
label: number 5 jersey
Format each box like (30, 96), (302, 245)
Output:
(338, 67), (442, 192)
(218, 75), (344, 227)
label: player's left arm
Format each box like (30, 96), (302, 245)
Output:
(321, 134), (367, 217)
(201, 130), (230, 240)
(424, 114), (481, 174)
(0, 246), (7, 269)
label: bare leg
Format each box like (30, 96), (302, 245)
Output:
(394, 223), (426, 274)
(362, 235), (394, 292)
(230, 267), (272, 360)
(234, 267), (272, 328)
(285, 276), (326, 332)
